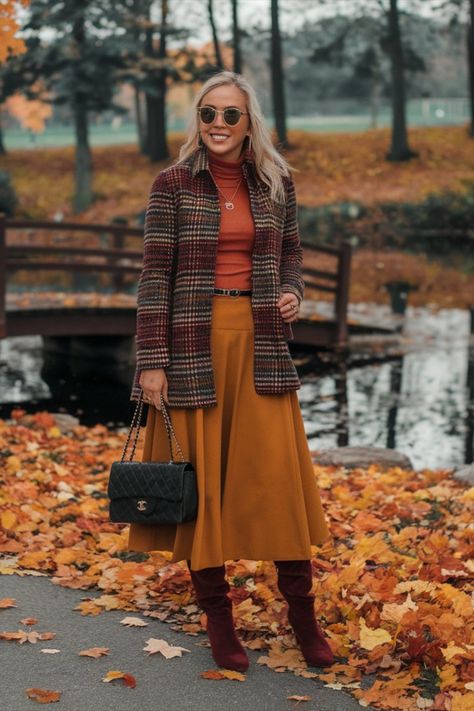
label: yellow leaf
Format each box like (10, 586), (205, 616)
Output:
(442, 643), (470, 662)
(359, 618), (392, 651)
(450, 691), (474, 711)
(102, 670), (125, 682)
(1, 511), (17, 530)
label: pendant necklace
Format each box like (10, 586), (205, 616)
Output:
(209, 170), (243, 210)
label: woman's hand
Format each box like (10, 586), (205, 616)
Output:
(277, 292), (300, 322)
(139, 368), (169, 410)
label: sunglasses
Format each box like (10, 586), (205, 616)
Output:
(197, 105), (249, 126)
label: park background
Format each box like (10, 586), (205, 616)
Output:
(0, 3), (473, 711)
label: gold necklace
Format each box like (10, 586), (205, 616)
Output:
(209, 170), (243, 210)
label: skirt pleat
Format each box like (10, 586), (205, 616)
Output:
(126, 295), (331, 571)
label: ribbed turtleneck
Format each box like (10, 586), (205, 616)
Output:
(208, 150), (255, 291)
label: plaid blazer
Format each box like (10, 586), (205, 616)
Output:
(130, 143), (305, 408)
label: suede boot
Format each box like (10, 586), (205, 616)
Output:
(274, 559), (334, 667)
(187, 560), (249, 672)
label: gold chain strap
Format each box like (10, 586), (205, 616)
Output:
(120, 391), (185, 464)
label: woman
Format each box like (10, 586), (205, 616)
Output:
(127, 71), (334, 673)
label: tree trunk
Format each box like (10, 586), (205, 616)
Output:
(71, 12), (92, 213)
(208, 0), (224, 69)
(134, 87), (146, 153)
(468, 0), (474, 137)
(270, 0), (288, 149)
(231, 0), (242, 74)
(0, 108), (6, 155)
(386, 0), (416, 161)
(145, 0), (169, 161)
(73, 99), (92, 213)
(369, 65), (381, 130)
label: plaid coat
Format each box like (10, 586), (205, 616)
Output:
(130, 143), (305, 408)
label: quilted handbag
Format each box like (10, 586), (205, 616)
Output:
(107, 390), (198, 524)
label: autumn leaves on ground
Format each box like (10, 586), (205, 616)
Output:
(1, 410), (473, 709)
(3, 126), (472, 217)
(2, 125), (473, 310)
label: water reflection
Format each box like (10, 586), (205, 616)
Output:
(0, 307), (472, 469)
(299, 307), (472, 468)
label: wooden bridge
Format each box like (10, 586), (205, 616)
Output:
(0, 214), (355, 350)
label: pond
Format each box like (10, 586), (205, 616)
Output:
(0, 305), (472, 471)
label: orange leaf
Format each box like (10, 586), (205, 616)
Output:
(25, 688), (62, 704)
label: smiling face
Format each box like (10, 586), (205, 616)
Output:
(197, 84), (251, 162)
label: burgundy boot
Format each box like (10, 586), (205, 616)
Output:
(187, 561), (249, 672)
(274, 559), (334, 667)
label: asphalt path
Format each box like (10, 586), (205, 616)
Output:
(0, 574), (377, 711)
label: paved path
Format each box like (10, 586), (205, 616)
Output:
(0, 574), (376, 711)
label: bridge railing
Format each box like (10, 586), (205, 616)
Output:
(0, 215), (351, 344)
(301, 240), (351, 345)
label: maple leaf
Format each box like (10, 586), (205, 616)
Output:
(0, 630), (56, 644)
(25, 687), (62, 703)
(0, 598), (18, 608)
(102, 671), (136, 688)
(380, 594), (418, 624)
(143, 637), (190, 658)
(120, 616), (148, 627)
(200, 669), (246, 681)
(359, 618), (392, 651)
(78, 647), (110, 658)
(287, 695), (312, 703)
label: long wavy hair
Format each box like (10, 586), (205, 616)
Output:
(176, 71), (294, 204)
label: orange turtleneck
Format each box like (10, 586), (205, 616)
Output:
(208, 151), (256, 291)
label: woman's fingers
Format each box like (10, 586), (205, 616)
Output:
(139, 369), (168, 409)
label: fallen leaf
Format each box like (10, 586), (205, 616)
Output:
(102, 670), (136, 688)
(78, 646), (110, 658)
(120, 616), (149, 627)
(0, 630), (56, 644)
(143, 637), (190, 658)
(200, 669), (246, 681)
(25, 687), (61, 703)
(0, 598), (17, 608)
(359, 618), (392, 651)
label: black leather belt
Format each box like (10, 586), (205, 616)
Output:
(213, 288), (252, 296)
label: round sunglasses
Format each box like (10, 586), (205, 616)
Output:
(197, 105), (249, 126)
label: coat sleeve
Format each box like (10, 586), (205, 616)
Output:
(130, 170), (176, 400)
(279, 175), (305, 304)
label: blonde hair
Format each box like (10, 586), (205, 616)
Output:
(176, 71), (294, 204)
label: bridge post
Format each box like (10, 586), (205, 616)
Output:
(0, 213), (6, 338)
(335, 241), (351, 346)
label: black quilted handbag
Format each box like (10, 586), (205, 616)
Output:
(107, 391), (198, 524)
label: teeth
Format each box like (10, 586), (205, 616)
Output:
(211, 135), (229, 140)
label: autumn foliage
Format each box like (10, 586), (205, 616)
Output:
(0, 409), (473, 709)
(0, 1), (29, 63)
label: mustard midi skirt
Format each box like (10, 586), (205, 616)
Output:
(126, 295), (331, 570)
